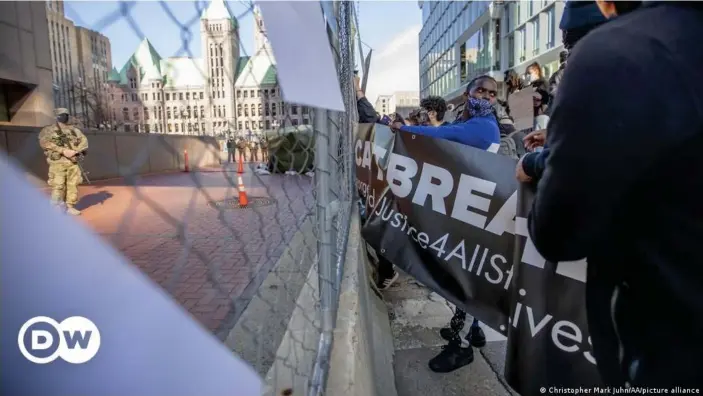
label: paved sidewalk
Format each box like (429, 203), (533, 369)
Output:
(384, 272), (516, 396)
(62, 164), (315, 337)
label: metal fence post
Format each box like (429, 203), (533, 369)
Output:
(309, 107), (334, 396)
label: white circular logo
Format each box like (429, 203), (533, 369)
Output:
(18, 316), (101, 364)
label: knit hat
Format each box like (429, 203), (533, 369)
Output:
(559, 1), (608, 31)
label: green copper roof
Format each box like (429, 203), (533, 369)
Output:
(117, 38), (164, 85)
(107, 67), (121, 82)
(234, 56), (251, 80)
(262, 65), (277, 85)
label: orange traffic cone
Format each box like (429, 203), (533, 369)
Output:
(237, 175), (248, 207)
(237, 153), (244, 174)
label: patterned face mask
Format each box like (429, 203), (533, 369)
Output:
(465, 97), (494, 118)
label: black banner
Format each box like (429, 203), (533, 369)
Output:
(355, 124), (601, 395)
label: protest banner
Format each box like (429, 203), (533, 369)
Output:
(355, 123), (602, 395)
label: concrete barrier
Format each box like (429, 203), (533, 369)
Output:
(325, 210), (398, 396)
(0, 125), (221, 184)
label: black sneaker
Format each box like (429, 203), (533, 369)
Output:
(428, 343), (474, 373)
(468, 325), (486, 348)
(377, 270), (399, 290)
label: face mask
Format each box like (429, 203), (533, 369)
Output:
(57, 114), (69, 124)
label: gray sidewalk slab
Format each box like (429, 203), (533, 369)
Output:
(384, 272), (514, 396)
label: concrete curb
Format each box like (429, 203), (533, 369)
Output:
(325, 209), (398, 396)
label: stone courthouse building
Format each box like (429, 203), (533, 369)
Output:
(106, 0), (311, 137)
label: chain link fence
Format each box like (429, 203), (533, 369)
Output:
(3, 0), (359, 394)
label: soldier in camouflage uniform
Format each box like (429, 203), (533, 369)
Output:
(260, 136), (269, 163)
(38, 108), (89, 215)
(236, 136), (248, 162)
(250, 138), (260, 163)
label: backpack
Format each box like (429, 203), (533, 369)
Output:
(498, 134), (520, 160)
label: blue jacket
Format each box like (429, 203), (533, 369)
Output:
(398, 116), (500, 152)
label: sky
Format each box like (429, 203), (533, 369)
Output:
(64, 0), (422, 104)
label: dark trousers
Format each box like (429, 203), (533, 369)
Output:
(377, 255), (395, 279)
(227, 150), (235, 163)
(449, 308), (480, 345)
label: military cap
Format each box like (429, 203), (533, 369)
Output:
(55, 108), (70, 116)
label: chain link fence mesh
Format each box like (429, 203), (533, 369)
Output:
(3, 0), (359, 394)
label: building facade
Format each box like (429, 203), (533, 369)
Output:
(374, 91), (420, 118)
(46, 0), (112, 127)
(106, 0), (309, 137)
(418, 0), (564, 103)
(0, 1), (55, 126)
(75, 26), (112, 127)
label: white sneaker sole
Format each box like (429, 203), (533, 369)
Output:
(379, 271), (399, 290)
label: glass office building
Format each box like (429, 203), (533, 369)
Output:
(502, 1), (565, 83)
(418, 1), (565, 103)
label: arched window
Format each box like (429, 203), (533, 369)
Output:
(200, 105), (205, 118)
(250, 104), (255, 116)
(237, 104), (242, 117)
(271, 103), (277, 116)
(244, 106), (249, 117)
(258, 103), (262, 116)
(144, 107), (149, 120)
(122, 107), (129, 121)
(167, 107), (171, 119)
(265, 103), (270, 116)
(186, 106), (191, 118)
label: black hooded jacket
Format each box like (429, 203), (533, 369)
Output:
(528, 2), (703, 387)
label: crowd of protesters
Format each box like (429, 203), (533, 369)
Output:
(357, 0), (703, 389)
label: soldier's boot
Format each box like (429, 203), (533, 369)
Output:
(66, 206), (81, 216)
(50, 200), (65, 211)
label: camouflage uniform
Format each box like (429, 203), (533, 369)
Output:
(38, 109), (89, 215)
(236, 138), (248, 162)
(250, 139), (260, 163)
(260, 137), (269, 162)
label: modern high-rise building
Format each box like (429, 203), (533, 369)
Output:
(105, 0), (310, 136)
(418, 0), (565, 103)
(0, 1), (55, 126)
(46, 0), (80, 114)
(45, 0), (112, 127)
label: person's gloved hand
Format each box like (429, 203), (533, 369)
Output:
(62, 149), (77, 158)
(390, 121), (404, 132)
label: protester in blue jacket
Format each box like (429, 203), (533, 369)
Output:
(389, 76), (500, 374)
(390, 97), (500, 153)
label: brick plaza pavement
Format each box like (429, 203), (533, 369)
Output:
(65, 166), (314, 337)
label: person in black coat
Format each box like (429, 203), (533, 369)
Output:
(355, 75), (379, 124)
(529, 1), (703, 387)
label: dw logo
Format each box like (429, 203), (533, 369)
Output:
(17, 316), (101, 364)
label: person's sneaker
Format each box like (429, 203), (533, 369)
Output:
(468, 325), (486, 348)
(376, 270), (399, 290)
(66, 206), (81, 216)
(428, 343), (474, 373)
